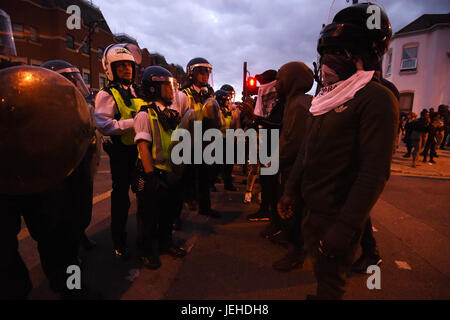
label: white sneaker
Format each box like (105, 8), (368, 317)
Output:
(244, 192), (252, 204)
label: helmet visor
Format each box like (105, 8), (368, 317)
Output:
(59, 68), (91, 98)
(156, 76), (180, 110)
(190, 63), (214, 87)
(0, 11), (17, 56)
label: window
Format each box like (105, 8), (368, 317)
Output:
(99, 76), (106, 89)
(81, 41), (89, 54)
(385, 49), (392, 76)
(29, 26), (39, 42)
(83, 71), (90, 86)
(12, 24), (24, 39)
(399, 92), (414, 113)
(98, 47), (104, 59)
(401, 46), (418, 71)
(66, 34), (74, 49)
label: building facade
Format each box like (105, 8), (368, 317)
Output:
(1, 0), (154, 93)
(383, 13), (450, 114)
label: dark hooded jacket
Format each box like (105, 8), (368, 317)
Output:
(277, 61), (314, 172)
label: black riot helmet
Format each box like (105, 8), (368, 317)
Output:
(0, 9), (17, 56)
(220, 84), (235, 103)
(317, 2), (392, 60)
(141, 65), (179, 107)
(186, 57), (213, 87)
(215, 89), (230, 109)
(41, 60), (91, 99)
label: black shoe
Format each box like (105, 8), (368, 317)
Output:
(402, 153), (411, 158)
(199, 209), (221, 218)
(140, 255), (161, 269)
(429, 159), (436, 164)
(161, 245), (187, 258)
(272, 249), (305, 272)
(433, 154), (439, 158)
(351, 253), (382, 274)
(81, 234), (96, 251)
(173, 217), (182, 231)
(440, 146), (446, 150)
(247, 211), (271, 222)
(224, 184), (237, 191)
(422, 157), (427, 162)
(113, 246), (130, 260)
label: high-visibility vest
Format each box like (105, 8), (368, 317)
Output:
(183, 87), (204, 121)
(107, 87), (146, 145)
(220, 108), (233, 137)
(138, 106), (173, 173)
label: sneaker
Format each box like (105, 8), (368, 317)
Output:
(351, 253), (382, 274)
(272, 249), (305, 272)
(244, 192), (252, 204)
(247, 210), (271, 222)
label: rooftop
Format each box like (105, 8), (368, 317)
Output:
(395, 13), (450, 36)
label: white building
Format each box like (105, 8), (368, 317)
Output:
(383, 13), (450, 114)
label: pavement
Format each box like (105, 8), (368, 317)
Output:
(391, 142), (450, 179)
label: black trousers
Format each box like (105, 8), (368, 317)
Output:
(136, 171), (175, 256)
(109, 141), (138, 247)
(197, 164), (212, 213)
(0, 189), (81, 299)
(360, 217), (378, 255)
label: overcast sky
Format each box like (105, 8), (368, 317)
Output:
(92, 0), (450, 98)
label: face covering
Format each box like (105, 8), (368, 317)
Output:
(321, 53), (356, 84)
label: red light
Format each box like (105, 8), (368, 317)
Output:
(248, 77), (256, 87)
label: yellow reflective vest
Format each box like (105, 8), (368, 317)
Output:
(183, 87), (204, 121)
(107, 87), (146, 145)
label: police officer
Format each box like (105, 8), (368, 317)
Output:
(278, 3), (398, 299)
(0, 9), (95, 299)
(215, 89), (237, 191)
(94, 43), (145, 259)
(178, 57), (220, 218)
(133, 66), (187, 269)
(41, 60), (99, 252)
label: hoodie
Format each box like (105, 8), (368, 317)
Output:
(277, 61), (314, 172)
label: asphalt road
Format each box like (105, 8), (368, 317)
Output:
(19, 151), (450, 300)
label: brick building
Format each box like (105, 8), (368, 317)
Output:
(0, 0), (155, 93)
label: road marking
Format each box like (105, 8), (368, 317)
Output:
(18, 189), (113, 241)
(395, 260), (412, 270)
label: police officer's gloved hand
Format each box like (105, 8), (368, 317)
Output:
(320, 225), (354, 258)
(144, 171), (168, 193)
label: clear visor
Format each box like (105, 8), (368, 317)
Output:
(0, 12), (17, 56)
(190, 63), (214, 87)
(60, 69), (91, 99)
(227, 91), (236, 104)
(157, 76), (180, 110)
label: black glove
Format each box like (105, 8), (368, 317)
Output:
(144, 171), (168, 194)
(319, 225), (354, 258)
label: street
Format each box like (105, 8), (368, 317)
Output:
(19, 146), (450, 300)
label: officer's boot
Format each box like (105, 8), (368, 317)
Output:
(352, 247), (382, 274)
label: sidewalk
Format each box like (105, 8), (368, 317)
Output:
(391, 143), (450, 179)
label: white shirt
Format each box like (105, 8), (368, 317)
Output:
(134, 101), (167, 144)
(94, 84), (137, 136)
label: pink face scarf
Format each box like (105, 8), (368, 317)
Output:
(310, 70), (374, 116)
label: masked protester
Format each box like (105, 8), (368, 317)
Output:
(278, 3), (399, 299)
(0, 9), (99, 299)
(94, 43), (146, 260)
(133, 66), (187, 269)
(41, 60), (99, 253)
(178, 57), (220, 218)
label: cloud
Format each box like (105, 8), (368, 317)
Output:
(94, 0), (450, 98)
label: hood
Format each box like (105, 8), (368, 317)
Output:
(277, 61), (313, 98)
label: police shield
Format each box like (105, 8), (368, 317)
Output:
(0, 66), (93, 195)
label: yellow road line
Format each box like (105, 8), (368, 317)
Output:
(17, 189), (112, 241)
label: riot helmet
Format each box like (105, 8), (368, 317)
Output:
(215, 89), (230, 109)
(220, 84), (235, 103)
(41, 60), (90, 99)
(0, 9), (17, 56)
(141, 65), (180, 108)
(186, 57), (213, 88)
(317, 2), (392, 60)
(102, 43), (142, 84)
